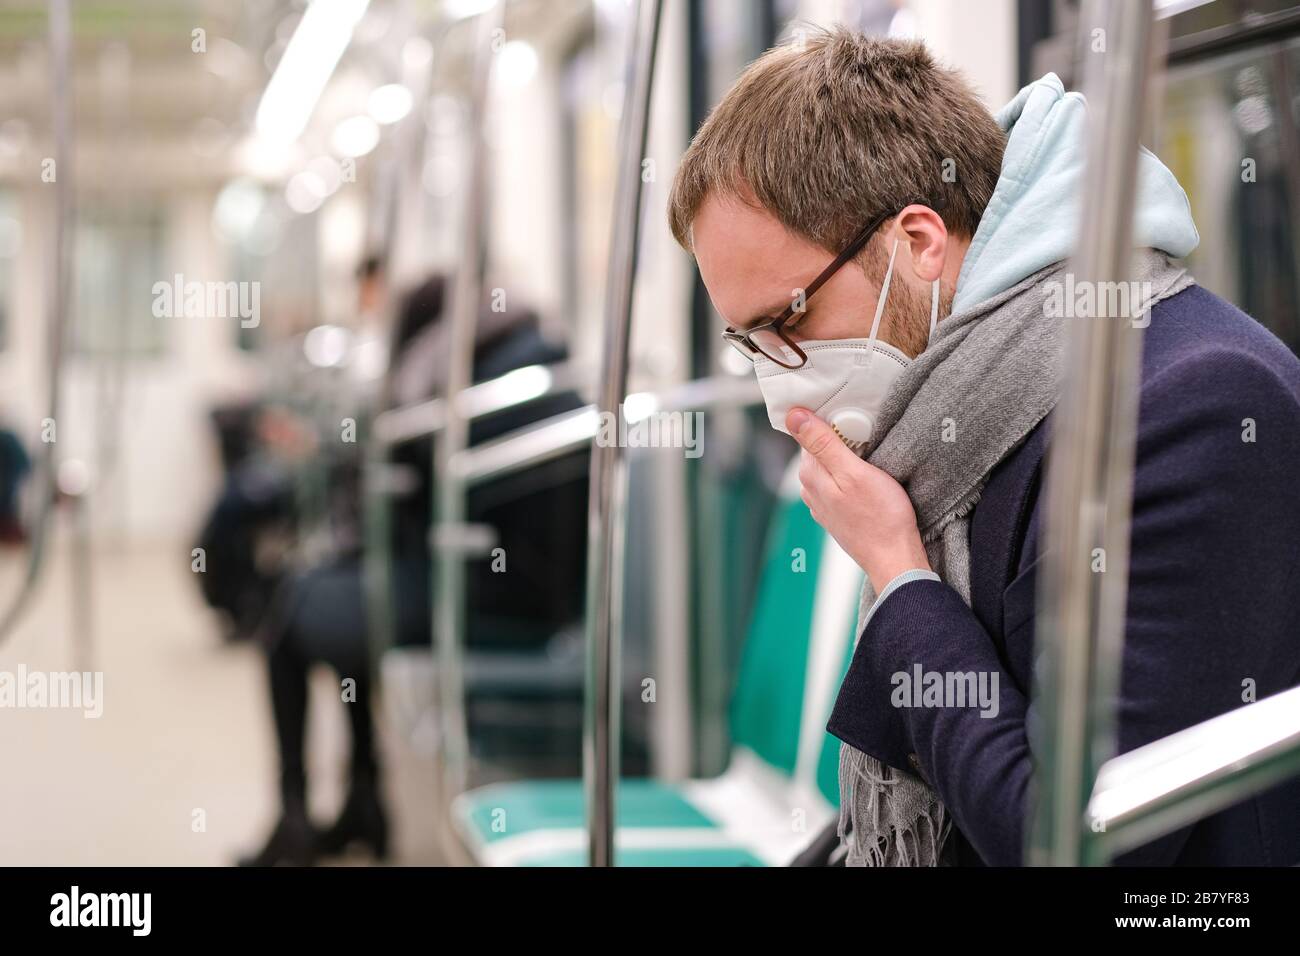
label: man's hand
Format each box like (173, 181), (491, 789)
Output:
(787, 407), (931, 593)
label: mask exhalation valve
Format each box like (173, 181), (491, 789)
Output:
(829, 408), (874, 447)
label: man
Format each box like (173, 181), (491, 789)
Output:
(669, 29), (1300, 866)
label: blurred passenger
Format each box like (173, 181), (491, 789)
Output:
(197, 257), (390, 643)
(239, 266), (577, 866)
(194, 403), (297, 641)
(0, 424), (29, 545)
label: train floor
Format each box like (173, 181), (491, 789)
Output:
(0, 536), (445, 866)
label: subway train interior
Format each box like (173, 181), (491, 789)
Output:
(0, 0), (1298, 896)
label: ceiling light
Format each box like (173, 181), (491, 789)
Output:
(255, 0), (371, 145)
(332, 115), (380, 157)
(285, 171), (328, 214)
(368, 83), (413, 124)
(496, 40), (538, 89)
(442, 0), (496, 19)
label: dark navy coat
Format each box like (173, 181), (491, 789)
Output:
(827, 285), (1300, 866)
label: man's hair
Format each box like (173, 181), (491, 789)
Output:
(668, 28), (1006, 259)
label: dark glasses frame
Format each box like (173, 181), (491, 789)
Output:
(720, 199), (938, 369)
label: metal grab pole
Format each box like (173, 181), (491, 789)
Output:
(434, 1), (503, 803)
(0, 0), (72, 647)
(1028, 0), (1156, 866)
(363, 21), (439, 667)
(1086, 683), (1300, 856)
(583, 0), (664, 868)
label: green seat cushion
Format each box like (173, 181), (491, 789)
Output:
(457, 779), (718, 845)
(728, 497), (826, 776)
(817, 611), (861, 804)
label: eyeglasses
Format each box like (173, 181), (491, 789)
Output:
(720, 202), (928, 370)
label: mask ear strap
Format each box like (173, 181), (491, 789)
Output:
(867, 238), (900, 349)
(929, 278), (940, 341)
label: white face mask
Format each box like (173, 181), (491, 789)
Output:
(753, 238), (940, 450)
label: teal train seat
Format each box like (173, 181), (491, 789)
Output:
(451, 464), (865, 866)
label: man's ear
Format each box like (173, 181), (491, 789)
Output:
(896, 204), (947, 283)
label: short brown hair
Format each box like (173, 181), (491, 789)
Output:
(668, 28), (1005, 257)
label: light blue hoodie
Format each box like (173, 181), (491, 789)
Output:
(952, 73), (1200, 313)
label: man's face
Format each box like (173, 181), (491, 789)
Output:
(692, 192), (932, 359)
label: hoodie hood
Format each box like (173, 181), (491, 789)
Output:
(952, 72), (1199, 313)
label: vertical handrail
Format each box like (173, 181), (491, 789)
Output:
(361, 446), (396, 661)
(386, 26), (438, 289)
(361, 25), (437, 669)
(433, 1), (503, 802)
(583, 0), (664, 868)
(0, 0), (73, 647)
(1028, 0), (1156, 866)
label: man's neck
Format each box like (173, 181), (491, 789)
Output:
(944, 235), (972, 302)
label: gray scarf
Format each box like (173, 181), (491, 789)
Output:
(837, 250), (1195, 866)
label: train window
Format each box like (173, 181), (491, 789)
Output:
(253, 209), (321, 343)
(421, 93), (469, 272)
(72, 203), (167, 356)
(559, 39), (599, 349)
(210, 177), (280, 352)
(1026, 3), (1300, 352)
(1166, 0), (1300, 41)
(1161, 35), (1300, 351)
(231, 243), (263, 353)
(559, 14), (621, 361)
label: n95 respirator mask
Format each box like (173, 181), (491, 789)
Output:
(753, 239), (939, 450)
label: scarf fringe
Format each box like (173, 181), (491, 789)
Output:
(921, 485), (983, 544)
(838, 742), (953, 867)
